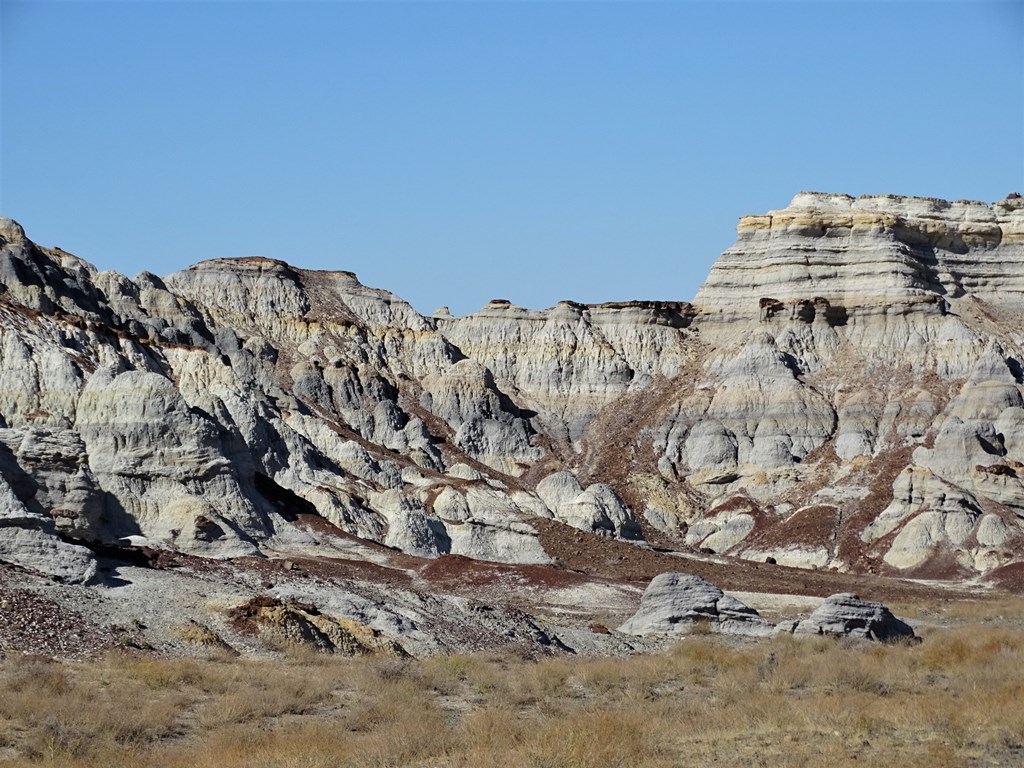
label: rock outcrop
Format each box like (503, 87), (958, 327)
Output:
(617, 572), (773, 637)
(227, 595), (410, 656)
(783, 592), (917, 642)
(657, 192), (1024, 577)
(620, 575), (917, 644)
(0, 192), (1023, 585)
(0, 442), (97, 584)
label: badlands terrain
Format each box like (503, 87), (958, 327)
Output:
(1, 192), (1024, 763)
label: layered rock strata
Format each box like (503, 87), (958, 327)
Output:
(618, 573), (917, 642)
(617, 572), (773, 637)
(784, 592), (917, 642)
(0, 192), (1022, 585)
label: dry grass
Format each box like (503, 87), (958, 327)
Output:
(2, 600), (1024, 767)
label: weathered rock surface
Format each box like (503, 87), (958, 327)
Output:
(620, 575), (917, 645)
(535, 471), (642, 539)
(617, 572), (773, 637)
(783, 592), (917, 642)
(0, 462), (96, 583)
(227, 595), (410, 657)
(1, 193), (1023, 587)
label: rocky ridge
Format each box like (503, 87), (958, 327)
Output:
(0, 192), (1022, 655)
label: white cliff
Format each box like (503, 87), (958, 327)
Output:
(1, 193), (1023, 584)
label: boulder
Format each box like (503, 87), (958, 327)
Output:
(784, 593), (917, 642)
(537, 472), (642, 540)
(0, 526), (97, 584)
(617, 572), (773, 637)
(0, 474), (96, 583)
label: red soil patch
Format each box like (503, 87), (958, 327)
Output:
(882, 549), (973, 581)
(227, 595), (286, 635)
(833, 446), (916, 567)
(702, 495), (777, 549)
(575, 369), (702, 504)
(985, 562), (1024, 592)
(419, 554), (596, 591)
(0, 567), (120, 659)
(749, 504), (840, 550)
(531, 517), (983, 602)
(231, 552), (416, 589)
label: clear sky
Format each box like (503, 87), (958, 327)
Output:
(2, 1), (1022, 315)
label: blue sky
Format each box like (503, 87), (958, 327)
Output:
(2, 1), (1022, 315)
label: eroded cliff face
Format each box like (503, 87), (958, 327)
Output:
(1, 192), (1023, 585)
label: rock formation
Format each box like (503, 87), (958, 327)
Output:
(617, 572), (773, 637)
(0, 191), (1022, 592)
(783, 592), (918, 642)
(617, 574), (917, 643)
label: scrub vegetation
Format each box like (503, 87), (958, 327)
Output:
(1, 599), (1023, 767)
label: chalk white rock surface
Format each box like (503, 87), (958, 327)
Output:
(618, 572), (773, 637)
(2, 194), (1024, 579)
(784, 593), (917, 642)
(536, 471), (641, 540)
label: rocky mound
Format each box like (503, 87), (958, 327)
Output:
(784, 592), (917, 642)
(617, 572), (772, 637)
(619, 573), (917, 643)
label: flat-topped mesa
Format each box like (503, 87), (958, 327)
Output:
(436, 297), (698, 440)
(449, 297), (694, 325)
(165, 257), (313, 324)
(194, 256), (299, 271)
(165, 257), (430, 333)
(738, 191), (1024, 240)
(695, 192), (1024, 329)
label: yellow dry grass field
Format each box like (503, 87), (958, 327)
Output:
(1, 599), (1023, 767)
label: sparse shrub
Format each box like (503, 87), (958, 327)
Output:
(370, 655), (410, 681)
(121, 654), (206, 689)
(0, 601), (1023, 767)
(25, 716), (91, 761)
